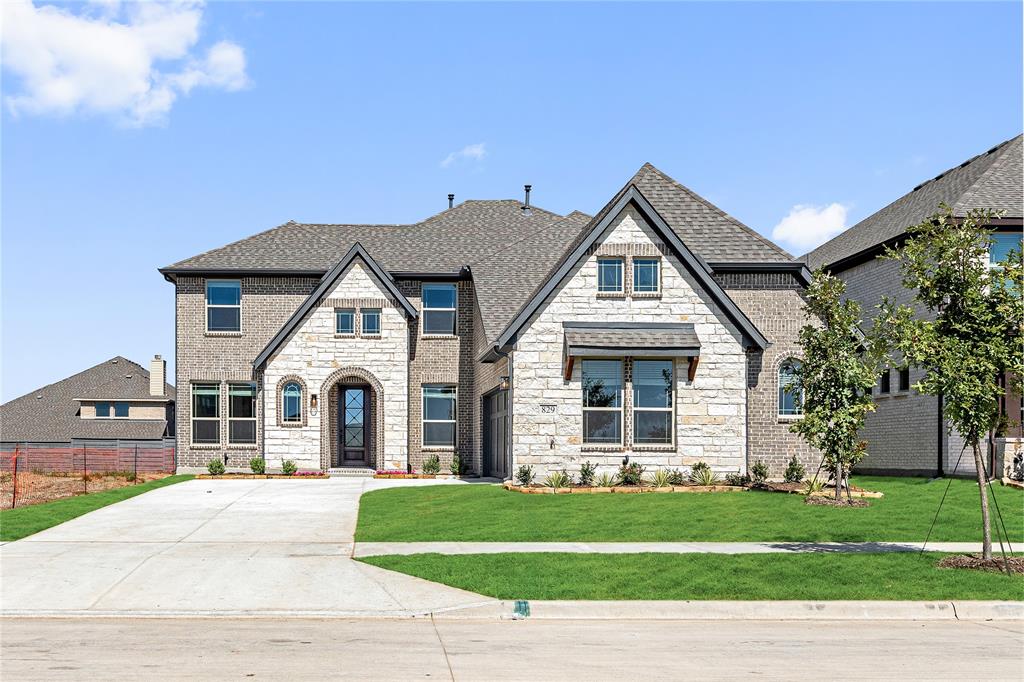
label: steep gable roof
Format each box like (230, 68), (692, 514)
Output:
(806, 135), (1023, 271)
(253, 243), (416, 369)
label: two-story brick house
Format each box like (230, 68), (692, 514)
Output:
(161, 164), (816, 478)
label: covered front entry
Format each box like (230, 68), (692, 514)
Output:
(483, 389), (509, 479)
(335, 385), (371, 467)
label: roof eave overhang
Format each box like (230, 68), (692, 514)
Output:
(709, 261), (812, 287)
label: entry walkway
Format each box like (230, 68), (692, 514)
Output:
(354, 541), (991, 557)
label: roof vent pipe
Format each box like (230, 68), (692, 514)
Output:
(522, 184), (532, 215)
(448, 193), (454, 209)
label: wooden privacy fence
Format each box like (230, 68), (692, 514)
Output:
(0, 439), (176, 474)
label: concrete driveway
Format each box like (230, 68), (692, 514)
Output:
(0, 478), (494, 617)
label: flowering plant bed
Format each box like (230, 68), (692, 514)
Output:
(195, 472), (329, 480)
(503, 482), (747, 495)
(373, 471), (458, 479)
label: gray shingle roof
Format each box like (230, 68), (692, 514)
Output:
(805, 135), (1023, 271)
(0, 357), (174, 443)
(563, 323), (700, 356)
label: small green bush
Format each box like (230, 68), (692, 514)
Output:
(725, 472), (751, 487)
(578, 461), (597, 487)
(543, 469), (573, 489)
(617, 461), (645, 486)
(207, 458), (225, 475)
(422, 453), (441, 475)
(595, 472), (616, 488)
(803, 476), (826, 495)
(450, 454), (467, 476)
(515, 465), (535, 486)
(750, 460), (770, 486)
(281, 460), (297, 476)
(783, 455), (805, 484)
(689, 461), (719, 486)
(249, 457), (266, 475)
(666, 468), (686, 486)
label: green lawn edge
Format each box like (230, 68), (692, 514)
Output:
(358, 552), (1024, 601)
(0, 474), (194, 542)
(355, 476), (1024, 543)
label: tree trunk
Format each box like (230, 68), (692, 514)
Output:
(835, 462), (843, 501)
(971, 441), (992, 561)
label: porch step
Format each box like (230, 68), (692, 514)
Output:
(328, 467), (376, 478)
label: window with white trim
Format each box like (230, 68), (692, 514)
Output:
(633, 360), (673, 444)
(282, 382), (302, 423)
(597, 258), (623, 293)
(582, 359), (623, 444)
(778, 359), (803, 416)
(362, 308), (381, 335)
(633, 258), (661, 293)
(335, 308), (355, 335)
(990, 232), (1022, 267)
(228, 383), (256, 444)
(422, 284), (457, 335)
(96, 402), (111, 418)
(206, 280), (241, 332)
(192, 383), (220, 444)
(422, 385), (456, 447)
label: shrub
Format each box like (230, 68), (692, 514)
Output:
(803, 476), (825, 495)
(543, 469), (572, 489)
(725, 472), (750, 487)
(207, 458), (225, 475)
(651, 469), (672, 488)
(281, 460), (297, 476)
(578, 461), (597, 487)
(450, 454), (467, 476)
(422, 453), (441, 475)
(515, 465), (535, 486)
(783, 455), (805, 483)
(689, 461), (720, 486)
(249, 457), (266, 475)
(666, 468), (686, 486)
(750, 460), (770, 486)
(617, 461), (645, 486)
(595, 472), (616, 488)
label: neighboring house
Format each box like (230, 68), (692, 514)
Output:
(161, 164), (816, 478)
(0, 356), (176, 471)
(805, 134), (1023, 477)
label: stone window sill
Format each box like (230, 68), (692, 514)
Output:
(362, 334), (382, 339)
(632, 292), (662, 299)
(334, 334), (356, 339)
(205, 332), (242, 338)
(777, 415), (803, 423)
(190, 443), (221, 449)
(421, 446), (456, 451)
(596, 292), (626, 299)
(581, 445), (626, 452)
(280, 422), (305, 428)
(420, 335), (458, 341)
(227, 444), (259, 450)
(632, 445), (676, 452)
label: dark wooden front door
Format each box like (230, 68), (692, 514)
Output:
(339, 386), (370, 467)
(484, 390), (508, 478)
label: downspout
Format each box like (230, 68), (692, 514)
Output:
(495, 346), (513, 481)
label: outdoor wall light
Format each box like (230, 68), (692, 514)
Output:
(310, 393), (319, 416)
(499, 375), (510, 391)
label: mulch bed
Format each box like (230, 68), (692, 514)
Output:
(194, 473), (329, 480)
(0, 472), (168, 509)
(804, 495), (870, 508)
(938, 554), (1024, 575)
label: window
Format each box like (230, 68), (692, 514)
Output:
(206, 280), (241, 332)
(633, 360), (673, 444)
(422, 284), (457, 335)
(778, 359), (803, 416)
(229, 383), (256, 444)
(282, 382), (302, 423)
(898, 367), (910, 392)
(335, 308), (355, 335)
(879, 369), (891, 394)
(633, 258), (660, 293)
(597, 258), (623, 293)
(362, 308), (381, 335)
(422, 385), (456, 447)
(582, 359), (623, 443)
(191, 383), (220, 444)
(96, 402), (110, 417)
(990, 232), (1023, 267)
(113, 402), (129, 418)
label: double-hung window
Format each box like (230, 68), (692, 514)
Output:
(422, 385), (456, 447)
(633, 258), (660, 294)
(582, 359), (623, 444)
(778, 359), (803, 416)
(422, 284), (456, 335)
(362, 308), (381, 335)
(206, 280), (241, 332)
(597, 258), (623, 293)
(335, 308), (355, 335)
(192, 383), (220, 444)
(228, 383), (256, 444)
(282, 382), (302, 423)
(633, 360), (673, 444)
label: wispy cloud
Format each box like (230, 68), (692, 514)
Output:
(440, 143), (486, 169)
(771, 203), (849, 253)
(1, 0), (250, 127)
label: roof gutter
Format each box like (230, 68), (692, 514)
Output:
(708, 261), (813, 286)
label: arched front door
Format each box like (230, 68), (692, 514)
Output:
(338, 384), (370, 467)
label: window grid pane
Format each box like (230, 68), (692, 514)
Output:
(778, 361), (802, 416)
(283, 383), (302, 422)
(336, 309), (355, 334)
(362, 309), (381, 335)
(633, 259), (660, 293)
(597, 259), (623, 293)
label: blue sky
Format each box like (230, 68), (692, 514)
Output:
(2, 1), (1021, 401)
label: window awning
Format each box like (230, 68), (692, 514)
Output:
(562, 322), (701, 380)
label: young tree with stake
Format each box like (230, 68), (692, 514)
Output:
(875, 206), (1023, 560)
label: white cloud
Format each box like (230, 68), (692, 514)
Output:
(1, 0), (249, 126)
(440, 143), (486, 169)
(771, 203), (849, 253)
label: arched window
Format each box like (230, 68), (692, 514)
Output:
(282, 382), (303, 423)
(778, 359), (802, 416)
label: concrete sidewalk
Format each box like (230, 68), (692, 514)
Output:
(353, 540), (993, 556)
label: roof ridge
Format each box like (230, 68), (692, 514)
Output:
(954, 134), (1023, 213)
(468, 211), (591, 268)
(1, 356), (145, 406)
(910, 134), (1020, 192)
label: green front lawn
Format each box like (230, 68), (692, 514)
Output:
(356, 476), (1024, 542)
(359, 552), (1024, 601)
(0, 475), (194, 542)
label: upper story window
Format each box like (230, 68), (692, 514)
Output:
(633, 360), (673, 444)
(633, 258), (661, 294)
(113, 402), (129, 418)
(282, 382), (303, 423)
(778, 359), (803, 416)
(991, 232), (1022, 267)
(597, 258), (623, 293)
(229, 383), (256, 445)
(422, 385), (456, 447)
(362, 308), (381, 335)
(191, 383), (220, 444)
(422, 284), (457, 336)
(582, 359), (623, 444)
(206, 280), (241, 332)
(95, 401), (129, 418)
(879, 368), (891, 394)
(96, 401), (110, 418)
(898, 367), (910, 392)
(335, 308), (355, 335)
